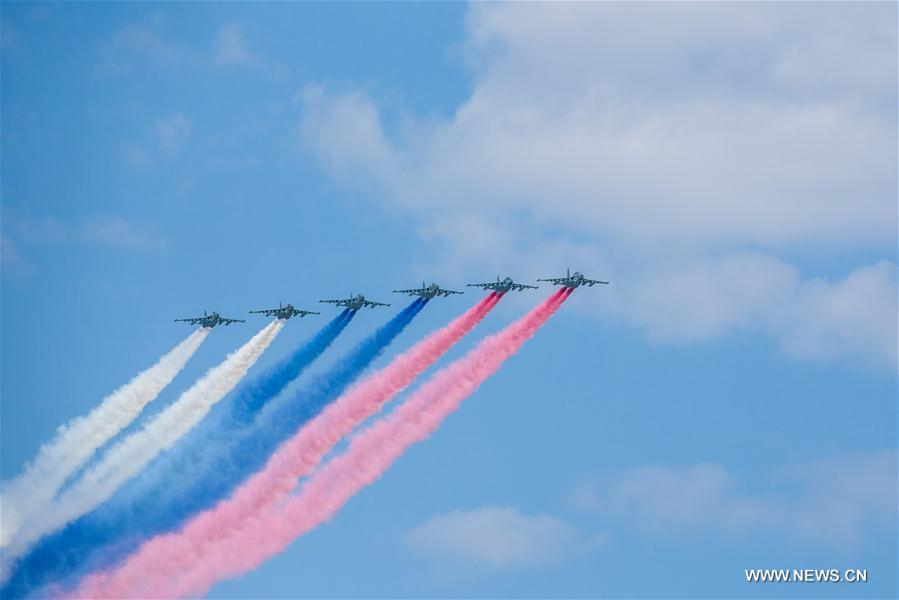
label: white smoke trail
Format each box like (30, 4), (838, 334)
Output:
(1, 321), (284, 571)
(0, 329), (209, 548)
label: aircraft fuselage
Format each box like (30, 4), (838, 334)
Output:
(562, 272), (587, 288)
(272, 304), (296, 319)
(419, 284), (441, 299)
(494, 277), (516, 293)
(199, 313), (223, 328)
(342, 295), (366, 310)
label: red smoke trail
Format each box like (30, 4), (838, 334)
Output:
(71, 291), (527, 599)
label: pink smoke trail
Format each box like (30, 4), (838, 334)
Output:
(176, 293), (500, 546)
(71, 291), (520, 599)
(179, 293), (500, 549)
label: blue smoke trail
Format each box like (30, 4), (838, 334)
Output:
(4, 300), (426, 598)
(1, 309), (354, 598)
(121, 310), (356, 505)
(229, 310), (355, 422)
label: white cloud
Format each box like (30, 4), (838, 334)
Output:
(298, 85), (401, 182)
(213, 24), (250, 65)
(98, 17), (188, 75)
(611, 254), (897, 369)
(100, 18), (272, 75)
(1, 233), (30, 275)
(777, 262), (898, 366)
(2, 22), (17, 51)
(296, 2), (897, 370)
(404, 506), (582, 568)
(76, 215), (168, 252)
(778, 450), (899, 545)
(299, 3), (896, 249)
(123, 145), (151, 169)
(124, 113), (192, 167)
(8, 214), (167, 253)
(570, 450), (897, 548)
(154, 112), (191, 152)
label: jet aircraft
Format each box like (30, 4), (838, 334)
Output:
(175, 310), (245, 328)
(468, 276), (538, 294)
(249, 303), (320, 320)
(319, 294), (390, 310)
(393, 282), (463, 299)
(537, 268), (609, 288)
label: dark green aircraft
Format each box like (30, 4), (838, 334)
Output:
(468, 276), (538, 294)
(175, 310), (244, 328)
(319, 294), (390, 310)
(393, 282), (463, 299)
(538, 268), (609, 289)
(249, 303), (319, 320)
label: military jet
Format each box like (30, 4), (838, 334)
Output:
(175, 310), (245, 328)
(538, 268), (609, 289)
(249, 303), (320, 320)
(393, 282), (463, 299)
(468, 276), (538, 294)
(319, 294), (390, 310)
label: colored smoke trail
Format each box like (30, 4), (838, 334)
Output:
(179, 293), (498, 540)
(75, 290), (568, 599)
(67, 293), (497, 596)
(227, 310), (355, 424)
(119, 310), (356, 514)
(1, 313), (354, 599)
(1, 321), (284, 576)
(14, 301), (426, 598)
(0, 329), (209, 549)
(114, 299), (426, 540)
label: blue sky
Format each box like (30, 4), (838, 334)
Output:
(1, 2), (896, 598)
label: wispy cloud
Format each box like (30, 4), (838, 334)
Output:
(153, 112), (191, 152)
(613, 254), (897, 370)
(2, 22), (17, 51)
(123, 112), (192, 168)
(213, 24), (250, 66)
(77, 215), (168, 252)
(97, 16), (189, 75)
(99, 17), (274, 75)
(1, 233), (31, 275)
(569, 449), (897, 549)
(123, 145), (151, 169)
(405, 506), (592, 568)
(9, 213), (168, 253)
(211, 23), (282, 76)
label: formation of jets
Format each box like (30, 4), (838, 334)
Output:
(176, 269), (608, 328)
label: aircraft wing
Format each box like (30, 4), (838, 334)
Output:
(466, 282), (493, 290)
(537, 277), (566, 285)
(293, 309), (320, 317)
(392, 288), (422, 296)
(319, 299), (344, 305)
(363, 300), (391, 308)
(219, 317), (245, 325)
(175, 317), (203, 325)
(583, 278), (610, 287)
(249, 308), (278, 317)
(510, 282), (539, 291)
(437, 288), (463, 296)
